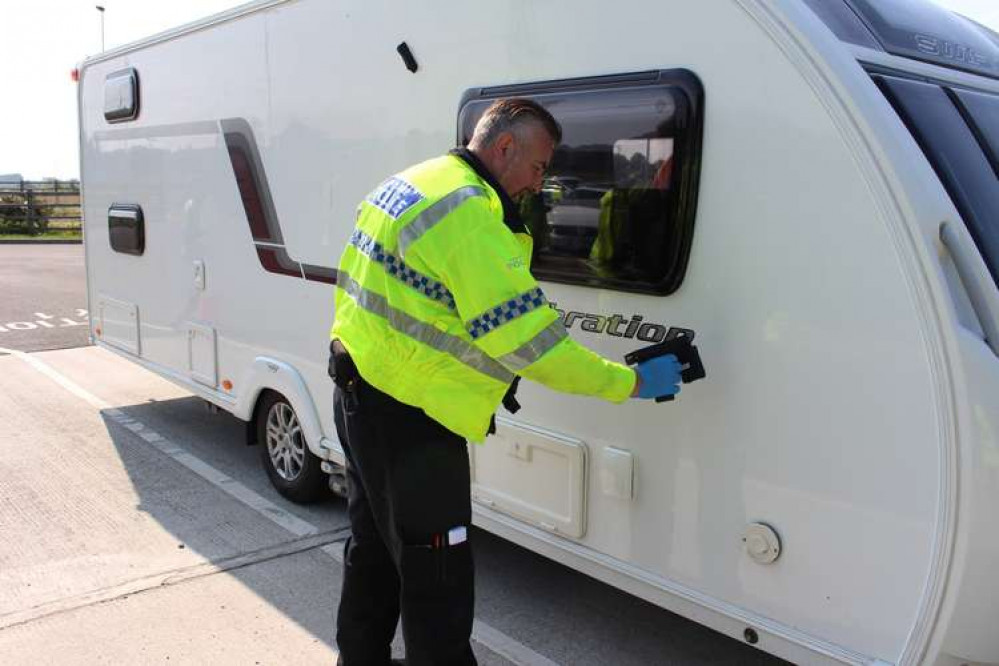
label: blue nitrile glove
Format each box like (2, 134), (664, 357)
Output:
(635, 354), (682, 400)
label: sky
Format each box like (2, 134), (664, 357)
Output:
(1, 0), (998, 181)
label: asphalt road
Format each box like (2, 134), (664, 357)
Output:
(0, 244), (791, 665)
(0, 244), (89, 352)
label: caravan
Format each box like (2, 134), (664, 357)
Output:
(78, 1), (999, 663)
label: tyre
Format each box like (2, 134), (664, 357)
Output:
(256, 391), (329, 504)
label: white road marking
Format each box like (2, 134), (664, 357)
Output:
(0, 346), (110, 410)
(113, 408), (320, 538)
(473, 621), (562, 666)
(0, 346), (316, 537)
(1, 346), (562, 666)
(321, 543), (345, 563)
(0, 309), (89, 336)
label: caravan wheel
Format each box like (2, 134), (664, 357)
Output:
(257, 392), (329, 504)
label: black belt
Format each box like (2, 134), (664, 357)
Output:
(331, 339), (522, 436)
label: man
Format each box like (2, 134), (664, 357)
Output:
(329, 98), (681, 665)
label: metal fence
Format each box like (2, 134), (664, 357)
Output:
(0, 180), (81, 236)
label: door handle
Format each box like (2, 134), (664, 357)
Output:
(940, 220), (999, 358)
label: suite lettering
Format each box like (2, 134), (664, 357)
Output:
(914, 33), (992, 69)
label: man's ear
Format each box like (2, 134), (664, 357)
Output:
(495, 131), (516, 159)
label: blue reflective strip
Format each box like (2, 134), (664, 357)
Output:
(349, 229), (455, 309)
(466, 287), (548, 340)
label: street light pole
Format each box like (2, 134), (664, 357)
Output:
(96, 6), (105, 52)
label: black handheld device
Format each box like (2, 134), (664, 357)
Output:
(624, 327), (707, 403)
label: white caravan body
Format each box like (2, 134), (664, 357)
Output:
(78, 1), (999, 664)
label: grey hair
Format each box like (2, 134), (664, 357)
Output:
(469, 98), (562, 148)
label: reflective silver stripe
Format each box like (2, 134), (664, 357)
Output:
(497, 320), (569, 372)
(397, 186), (486, 258)
(336, 270), (513, 384)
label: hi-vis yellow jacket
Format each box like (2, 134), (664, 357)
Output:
(331, 150), (635, 442)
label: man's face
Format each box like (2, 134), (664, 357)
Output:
(495, 124), (555, 202)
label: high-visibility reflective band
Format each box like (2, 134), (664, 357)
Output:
(466, 287), (547, 340)
(349, 229), (456, 309)
(336, 269), (514, 385)
(397, 186), (486, 258)
(497, 320), (568, 372)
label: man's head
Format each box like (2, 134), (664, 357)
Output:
(467, 98), (561, 201)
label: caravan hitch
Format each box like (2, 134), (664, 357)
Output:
(625, 327), (707, 403)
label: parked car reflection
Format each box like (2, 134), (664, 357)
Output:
(546, 183), (608, 255)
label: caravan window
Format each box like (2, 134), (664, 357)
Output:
(458, 70), (704, 296)
(875, 75), (999, 287)
(108, 204), (144, 256)
(953, 89), (999, 174)
(104, 68), (140, 123)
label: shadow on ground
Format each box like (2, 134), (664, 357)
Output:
(101, 396), (791, 666)
(101, 396), (347, 651)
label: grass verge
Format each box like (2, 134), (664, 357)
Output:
(0, 231), (82, 241)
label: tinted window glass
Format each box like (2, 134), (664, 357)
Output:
(458, 70), (703, 295)
(108, 204), (144, 255)
(104, 68), (140, 123)
(953, 88), (999, 176)
(875, 75), (999, 286)
(802, 0), (881, 50)
(849, 0), (999, 79)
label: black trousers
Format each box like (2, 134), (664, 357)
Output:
(333, 376), (477, 666)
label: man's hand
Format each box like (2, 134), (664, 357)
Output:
(632, 354), (682, 400)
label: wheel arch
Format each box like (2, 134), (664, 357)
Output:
(235, 356), (327, 458)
